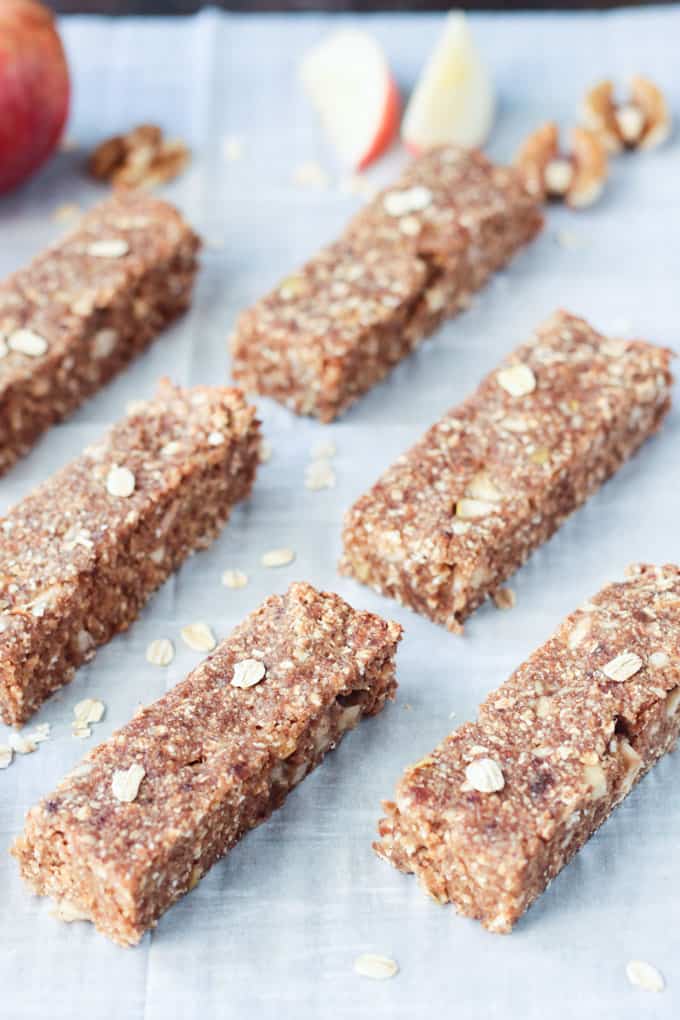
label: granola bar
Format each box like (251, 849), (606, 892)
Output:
(375, 564), (680, 932)
(0, 380), (259, 726)
(0, 191), (200, 475)
(13, 583), (402, 946)
(230, 146), (542, 422)
(340, 311), (672, 631)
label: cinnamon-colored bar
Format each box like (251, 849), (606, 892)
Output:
(230, 146), (542, 422)
(375, 564), (680, 932)
(0, 380), (259, 726)
(0, 192), (200, 475)
(340, 311), (672, 631)
(13, 583), (402, 946)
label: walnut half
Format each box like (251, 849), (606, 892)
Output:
(88, 124), (190, 190)
(581, 76), (672, 153)
(515, 121), (608, 209)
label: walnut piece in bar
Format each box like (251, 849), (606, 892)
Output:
(0, 191), (200, 476)
(375, 564), (680, 932)
(0, 380), (260, 726)
(230, 146), (543, 422)
(13, 583), (402, 946)
(340, 311), (672, 632)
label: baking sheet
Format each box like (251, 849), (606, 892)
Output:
(1, 7), (679, 1018)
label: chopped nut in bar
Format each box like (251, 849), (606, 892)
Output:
(0, 380), (260, 726)
(12, 583), (402, 946)
(340, 311), (672, 632)
(230, 145), (542, 422)
(375, 564), (680, 932)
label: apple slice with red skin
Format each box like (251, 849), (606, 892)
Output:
(0, 0), (70, 195)
(300, 29), (401, 171)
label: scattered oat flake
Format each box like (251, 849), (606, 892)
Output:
(9, 731), (38, 754)
(0, 745), (13, 769)
(305, 458), (336, 491)
(222, 569), (248, 590)
(626, 960), (665, 993)
(72, 723), (92, 740)
(111, 763), (146, 803)
(261, 548), (295, 568)
(497, 363), (536, 397)
(106, 465), (136, 498)
(292, 160), (329, 189)
(494, 587), (516, 610)
(28, 722), (51, 743)
(354, 954), (399, 980)
(222, 135), (243, 161)
(74, 698), (105, 725)
(181, 622), (217, 653)
(53, 202), (81, 223)
(602, 651), (643, 683)
(145, 636), (175, 669)
(231, 658), (266, 689)
(464, 758), (505, 793)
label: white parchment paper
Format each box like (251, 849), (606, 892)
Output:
(1, 7), (679, 1018)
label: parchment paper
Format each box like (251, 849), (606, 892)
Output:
(1, 7), (679, 1018)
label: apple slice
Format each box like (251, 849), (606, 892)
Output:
(402, 11), (495, 154)
(299, 29), (400, 170)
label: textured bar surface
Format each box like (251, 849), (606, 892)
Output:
(13, 583), (402, 946)
(375, 564), (680, 932)
(340, 311), (672, 631)
(230, 146), (542, 422)
(0, 380), (260, 726)
(0, 192), (200, 475)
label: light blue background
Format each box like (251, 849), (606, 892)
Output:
(1, 7), (679, 1018)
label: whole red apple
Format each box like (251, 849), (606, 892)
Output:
(0, 0), (70, 194)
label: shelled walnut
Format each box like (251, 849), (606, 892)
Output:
(88, 124), (190, 189)
(582, 76), (671, 153)
(515, 121), (608, 209)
